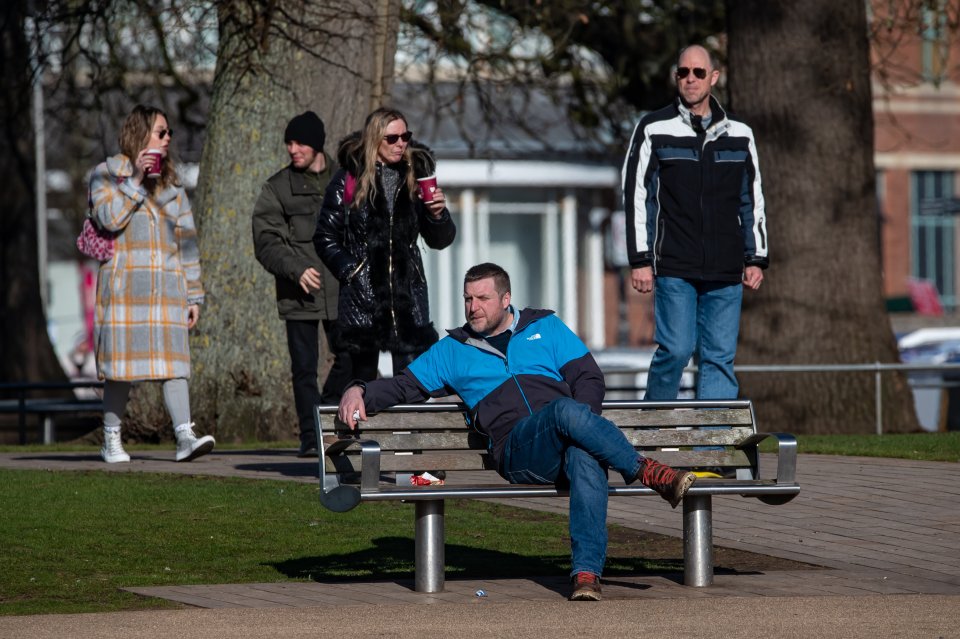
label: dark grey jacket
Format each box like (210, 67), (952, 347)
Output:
(252, 159), (339, 320)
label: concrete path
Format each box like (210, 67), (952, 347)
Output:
(2, 449), (959, 637)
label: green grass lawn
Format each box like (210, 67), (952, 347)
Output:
(755, 431), (960, 462)
(0, 469), (682, 616)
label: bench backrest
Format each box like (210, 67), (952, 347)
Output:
(316, 400), (759, 476)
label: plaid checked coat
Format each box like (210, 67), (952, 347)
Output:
(91, 154), (204, 381)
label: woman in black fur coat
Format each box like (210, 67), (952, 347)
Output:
(314, 108), (456, 383)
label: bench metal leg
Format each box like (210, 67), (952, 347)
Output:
(682, 494), (713, 587)
(43, 416), (55, 444)
(414, 500), (445, 593)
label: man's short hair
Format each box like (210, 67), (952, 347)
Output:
(464, 263), (511, 297)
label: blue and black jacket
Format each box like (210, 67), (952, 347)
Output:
(361, 307), (605, 467)
(621, 96), (768, 282)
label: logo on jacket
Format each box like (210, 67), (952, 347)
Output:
(527, 333), (542, 341)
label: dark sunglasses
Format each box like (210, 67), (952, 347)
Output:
(383, 131), (413, 144)
(156, 128), (174, 140)
(676, 67), (708, 80)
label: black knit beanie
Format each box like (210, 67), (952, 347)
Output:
(284, 111), (326, 152)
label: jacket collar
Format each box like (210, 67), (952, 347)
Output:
(287, 153), (332, 196)
(675, 95), (728, 133)
(447, 307), (555, 344)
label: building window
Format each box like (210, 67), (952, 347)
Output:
(921, 2), (950, 85)
(911, 171), (956, 309)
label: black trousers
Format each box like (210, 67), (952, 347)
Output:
(286, 319), (352, 443)
(351, 349), (419, 382)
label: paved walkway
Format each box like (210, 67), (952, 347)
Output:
(2, 448), (959, 636)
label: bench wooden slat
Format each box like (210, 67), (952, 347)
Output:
(600, 407), (753, 426)
(624, 426), (754, 447)
(318, 406), (754, 433)
(323, 425), (755, 453)
(318, 412), (468, 433)
(323, 431), (487, 450)
(324, 448), (753, 473)
(326, 450), (495, 472)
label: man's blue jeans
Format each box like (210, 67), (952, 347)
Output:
(644, 276), (743, 401)
(500, 398), (643, 578)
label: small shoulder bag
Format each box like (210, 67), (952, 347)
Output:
(76, 177), (125, 261)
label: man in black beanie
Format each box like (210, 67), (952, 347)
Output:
(252, 111), (351, 456)
(284, 111), (326, 157)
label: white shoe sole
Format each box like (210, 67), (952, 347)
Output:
(101, 452), (130, 463)
(176, 435), (215, 462)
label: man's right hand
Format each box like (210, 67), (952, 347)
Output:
(631, 266), (654, 294)
(338, 385), (367, 430)
(299, 267), (322, 293)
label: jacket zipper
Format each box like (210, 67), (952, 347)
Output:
(501, 332), (534, 416)
(388, 170), (402, 340)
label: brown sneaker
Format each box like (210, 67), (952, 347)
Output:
(639, 459), (696, 508)
(569, 572), (602, 601)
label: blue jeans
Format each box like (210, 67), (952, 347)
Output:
(500, 398), (643, 578)
(644, 276), (743, 401)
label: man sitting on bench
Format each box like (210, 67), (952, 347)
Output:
(338, 262), (696, 601)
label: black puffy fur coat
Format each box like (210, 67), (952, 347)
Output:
(313, 135), (456, 355)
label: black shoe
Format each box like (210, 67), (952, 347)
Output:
(297, 441), (319, 458)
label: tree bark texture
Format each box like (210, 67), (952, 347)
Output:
(125, 0), (401, 441)
(726, 0), (919, 433)
(0, 0), (69, 388)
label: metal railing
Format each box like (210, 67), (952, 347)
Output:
(6, 362), (960, 442)
(603, 362), (960, 435)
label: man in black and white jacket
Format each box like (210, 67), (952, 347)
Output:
(621, 44), (768, 402)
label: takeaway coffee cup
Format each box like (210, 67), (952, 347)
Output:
(144, 148), (164, 178)
(417, 175), (438, 202)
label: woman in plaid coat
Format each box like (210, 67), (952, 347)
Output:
(90, 104), (215, 464)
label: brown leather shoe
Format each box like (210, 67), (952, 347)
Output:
(639, 459), (696, 508)
(569, 572), (602, 601)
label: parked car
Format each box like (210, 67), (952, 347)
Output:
(897, 328), (960, 431)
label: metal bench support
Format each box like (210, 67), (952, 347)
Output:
(682, 494), (713, 587)
(415, 500), (445, 593)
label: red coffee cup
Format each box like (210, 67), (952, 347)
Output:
(417, 175), (438, 202)
(144, 149), (164, 178)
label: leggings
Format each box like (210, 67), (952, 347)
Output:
(103, 378), (191, 429)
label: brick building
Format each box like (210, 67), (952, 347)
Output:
(873, 4), (960, 313)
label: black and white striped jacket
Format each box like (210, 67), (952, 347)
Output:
(621, 96), (768, 282)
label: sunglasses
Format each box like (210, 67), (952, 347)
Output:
(156, 128), (174, 140)
(383, 131), (413, 144)
(676, 67), (708, 80)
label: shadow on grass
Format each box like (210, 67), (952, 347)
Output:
(233, 461), (318, 478)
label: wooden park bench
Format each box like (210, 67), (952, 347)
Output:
(314, 399), (799, 592)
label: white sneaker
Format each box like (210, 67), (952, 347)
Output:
(175, 423), (215, 462)
(101, 428), (130, 463)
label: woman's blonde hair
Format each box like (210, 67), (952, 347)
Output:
(118, 104), (180, 192)
(352, 107), (416, 208)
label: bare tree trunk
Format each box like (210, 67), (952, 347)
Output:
(726, 0), (919, 433)
(0, 0), (68, 387)
(124, 0), (400, 441)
